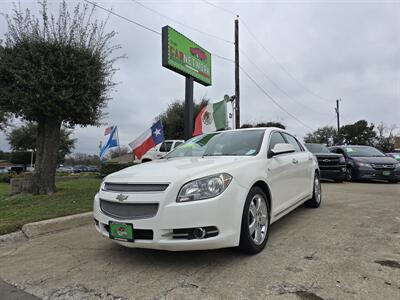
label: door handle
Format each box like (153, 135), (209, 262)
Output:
(292, 158), (298, 164)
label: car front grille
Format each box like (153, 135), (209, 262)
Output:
(370, 164), (395, 170)
(100, 199), (159, 220)
(104, 183), (169, 192)
(318, 158), (340, 166)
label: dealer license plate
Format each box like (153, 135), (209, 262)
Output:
(109, 222), (134, 242)
(382, 171), (391, 176)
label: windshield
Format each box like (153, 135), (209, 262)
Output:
(305, 143), (330, 153)
(166, 130), (265, 158)
(344, 146), (385, 157)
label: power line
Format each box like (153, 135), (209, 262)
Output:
(84, 0), (161, 35)
(240, 49), (332, 117)
(201, 0), (237, 17)
(84, 0), (234, 63)
(130, 0), (233, 44)
(240, 66), (315, 131)
(240, 19), (331, 103)
(201, 0), (332, 104)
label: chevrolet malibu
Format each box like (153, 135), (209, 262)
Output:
(94, 128), (321, 254)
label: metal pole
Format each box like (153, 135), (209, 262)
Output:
(335, 99), (341, 143)
(184, 76), (194, 140)
(115, 126), (122, 163)
(234, 17), (240, 129)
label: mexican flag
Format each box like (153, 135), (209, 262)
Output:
(193, 100), (227, 136)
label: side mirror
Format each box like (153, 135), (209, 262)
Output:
(268, 143), (295, 158)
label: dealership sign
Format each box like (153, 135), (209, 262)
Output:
(162, 26), (212, 86)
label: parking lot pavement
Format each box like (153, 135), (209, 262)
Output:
(0, 182), (399, 300)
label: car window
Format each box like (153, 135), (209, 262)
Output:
(159, 141), (173, 152)
(174, 142), (183, 149)
(282, 133), (302, 152)
(268, 132), (286, 151)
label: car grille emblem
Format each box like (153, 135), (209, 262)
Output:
(116, 193), (128, 202)
(323, 159), (330, 163)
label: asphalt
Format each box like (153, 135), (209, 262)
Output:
(0, 182), (399, 300)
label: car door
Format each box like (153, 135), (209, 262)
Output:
(266, 131), (299, 215)
(281, 133), (313, 202)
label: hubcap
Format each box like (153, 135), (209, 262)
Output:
(314, 176), (321, 203)
(248, 194), (268, 245)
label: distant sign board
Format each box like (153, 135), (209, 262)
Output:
(162, 26), (212, 86)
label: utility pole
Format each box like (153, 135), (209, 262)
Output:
(335, 99), (341, 139)
(234, 16), (240, 129)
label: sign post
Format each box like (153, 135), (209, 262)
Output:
(162, 26), (212, 139)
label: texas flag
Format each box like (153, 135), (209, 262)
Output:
(129, 120), (165, 160)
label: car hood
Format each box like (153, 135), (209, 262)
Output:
(352, 156), (398, 164)
(105, 156), (252, 183)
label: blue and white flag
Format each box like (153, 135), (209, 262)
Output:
(100, 126), (118, 160)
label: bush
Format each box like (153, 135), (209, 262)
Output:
(100, 163), (135, 177)
(0, 173), (18, 183)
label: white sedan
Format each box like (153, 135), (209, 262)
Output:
(94, 128), (321, 254)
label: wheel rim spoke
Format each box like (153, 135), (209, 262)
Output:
(248, 194), (268, 245)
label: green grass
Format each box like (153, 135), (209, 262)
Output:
(0, 177), (101, 235)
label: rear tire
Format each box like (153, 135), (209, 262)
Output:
(389, 180), (398, 184)
(334, 179), (343, 183)
(239, 187), (270, 254)
(305, 173), (321, 208)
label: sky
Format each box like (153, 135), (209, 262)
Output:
(0, 0), (399, 154)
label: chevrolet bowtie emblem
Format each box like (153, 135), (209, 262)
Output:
(116, 194), (128, 202)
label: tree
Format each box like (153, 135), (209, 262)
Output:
(0, 112), (10, 131)
(7, 122), (76, 163)
(340, 120), (376, 146)
(159, 99), (208, 139)
(64, 153), (100, 166)
(109, 146), (131, 159)
(374, 123), (397, 152)
(304, 126), (338, 146)
(0, 1), (120, 194)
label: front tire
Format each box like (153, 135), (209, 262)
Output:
(305, 173), (322, 208)
(389, 180), (398, 184)
(239, 187), (270, 254)
(346, 166), (355, 181)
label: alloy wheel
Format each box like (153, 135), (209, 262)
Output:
(248, 194), (268, 245)
(314, 176), (321, 204)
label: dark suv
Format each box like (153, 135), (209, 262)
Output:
(305, 143), (346, 182)
(329, 145), (400, 183)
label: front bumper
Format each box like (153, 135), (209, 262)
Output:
(356, 168), (400, 181)
(93, 181), (247, 251)
(320, 166), (346, 180)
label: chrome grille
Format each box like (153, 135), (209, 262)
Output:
(100, 200), (159, 220)
(317, 158), (340, 166)
(104, 183), (168, 192)
(370, 164), (395, 170)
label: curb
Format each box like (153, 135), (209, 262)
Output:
(21, 212), (93, 239)
(0, 231), (27, 245)
(0, 212), (93, 245)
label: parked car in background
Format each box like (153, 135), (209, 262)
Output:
(94, 128), (321, 254)
(140, 139), (184, 163)
(57, 166), (74, 173)
(0, 167), (9, 174)
(87, 165), (101, 172)
(73, 165), (89, 173)
(386, 152), (400, 162)
(329, 145), (400, 183)
(305, 143), (346, 182)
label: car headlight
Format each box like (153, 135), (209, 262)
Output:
(99, 179), (107, 192)
(177, 173), (232, 202)
(356, 162), (371, 167)
(339, 156), (346, 164)
(395, 162), (400, 168)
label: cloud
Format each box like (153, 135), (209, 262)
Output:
(0, 0), (398, 153)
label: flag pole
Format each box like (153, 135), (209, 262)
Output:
(115, 126), (122, 163)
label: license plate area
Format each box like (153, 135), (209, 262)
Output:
(382, 171), (391, 176)
(109, 222), (134, 242)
